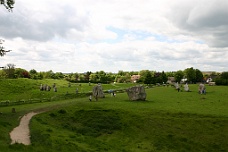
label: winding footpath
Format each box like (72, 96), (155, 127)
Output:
(10, 112), (40, 145)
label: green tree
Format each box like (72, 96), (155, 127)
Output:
(89, 73), (99, 82)
(160, 71), (168, 83)
(79, 74), (85, 81)
(144, 70), (153, 84)
(84, 71), (91, 82)
(195, 69), (203, 82)
(115, 75), (127, 83)
(3, 63), (15, 78)
(29, 69), (37, 75)
(117, 70), (125, 76)
(184, 67), (196, 83)
(73, 73), (80, 81)
(138, 70), (149, 83)
(124, 72), (132, 83)
(219, 72), (228, 85)
(165, 71), (175, 77)
(97, 71), (107, 83)
(14, 68), (30, 78)
(174, 70), (184, 83)
(221, 72), (228, 80)
(106, 72), (116, 83)
(0, 69), (6, 78)
(129, 71), (138, 76)
(54, 72), (64, 79)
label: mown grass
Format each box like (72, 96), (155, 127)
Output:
(0, 79), (227, 152)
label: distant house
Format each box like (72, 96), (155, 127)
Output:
(167, 77), (175, 84)
(206, 77), (213, 83)
(131, 75), (140, 83)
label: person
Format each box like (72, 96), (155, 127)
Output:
(176, 82), (180, 92)
(112, 92), (115, 97)
(76, 88), (78, 94)
(202, 86), (206, 94)
(89, 95), (92, 101)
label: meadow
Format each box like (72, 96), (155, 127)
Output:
(0, 79), (227, 152)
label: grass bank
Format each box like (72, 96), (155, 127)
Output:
(0, 79), (227, 151)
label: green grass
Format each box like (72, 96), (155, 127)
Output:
(0, 78), (135, 105)
(0, 79), (227, 152)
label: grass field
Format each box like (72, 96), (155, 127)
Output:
(0, 78), (135, 104)
(0, 79), (227, 152)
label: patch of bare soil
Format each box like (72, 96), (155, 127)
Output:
(10, 112), (40, 145)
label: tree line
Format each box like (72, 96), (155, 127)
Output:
(1, 63), (227, 85)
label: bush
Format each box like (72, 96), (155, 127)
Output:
(215, 78), (228, 85)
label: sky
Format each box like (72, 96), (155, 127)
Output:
(1, 0), (228, 73)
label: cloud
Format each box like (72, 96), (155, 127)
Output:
(0, 0), (228, 73)
(169, 0), (228, 47)
(0, 1), (90, 41)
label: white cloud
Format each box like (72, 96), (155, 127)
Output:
(0, 0), (227, 73)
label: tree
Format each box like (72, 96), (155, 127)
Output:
(195, 69), (203, 82)
(89, 73), (99, 82)
(174, 70), (184, 83)
(29, 69), (37, 75)
(84, 71), (91, 82)
(220, 72), (228, 85)
(1, 0), (14, 11)
(138, 70), (149, 83)
(160, 71), (168, 83)
(14, 68), (30, 78)
(215, 72), (228, 85)
(73, 73), (80, 81)
(0, 39), (11, 57)
(154, 72), (163, 83)
(3, 63), (15, 78)
(221, 72), (228, 80)
(165, 71), (175, 77)
(144, 70), (153, 84)
(184, 67), (196, 83)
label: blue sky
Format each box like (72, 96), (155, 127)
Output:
(0, 0), (228, 73)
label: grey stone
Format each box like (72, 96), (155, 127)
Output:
(126, 86), (146, 101)
(93, 84), (105, 99)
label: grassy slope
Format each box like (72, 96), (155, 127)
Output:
(28, 86), (227, 152)
(0, 78), (135, 102)
(0, 79), (227, 152)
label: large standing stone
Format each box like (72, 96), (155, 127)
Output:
(198, 83), (206, 94)
(93, 84), (105, 98)
(126, 86), (146, 101)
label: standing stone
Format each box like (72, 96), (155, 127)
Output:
(92, 84), (105, 99)
(198, 83), (206, 94)
(184, 83), (189, 92)
(126, 85), (146, 101)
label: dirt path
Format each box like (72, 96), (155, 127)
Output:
(10, 112), (40, 145)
